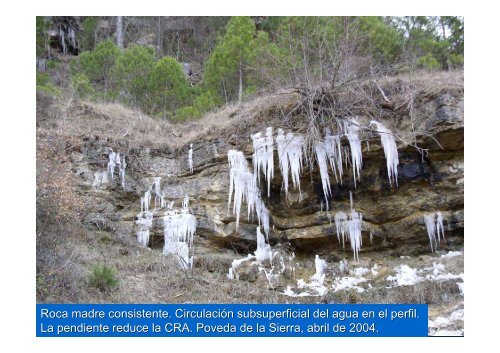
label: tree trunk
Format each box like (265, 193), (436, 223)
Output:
(116, 16), (124, 49)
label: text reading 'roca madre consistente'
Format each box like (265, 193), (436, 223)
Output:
(37, 304), (428, 337)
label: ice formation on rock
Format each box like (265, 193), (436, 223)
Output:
(188, 144), (193, 173)
(119, 156), (126, 188)
(135, 211), (153, 247)
(386, 265), (423, 286)
(324, 128), (343, 183)
(276, 129), (305, 200)
(227, 150), (270, 236)
(347, 210), (363, 262)
(315, 141), (331, 207)
(311, 255), (327, 284)
(254, 226), (272, 263)
(424, 212), (446, 253)
(344, 119), (363, 187)
(370, 120), (399, 186)
(334, 193), (363, 261)
(107, 151), (121, 181)
(163, 207), (197, 269)
(251, 127), (274, 197)
(153, 177), (162, 208)
(141, 190), (151, 213)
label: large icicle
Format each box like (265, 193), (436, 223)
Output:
(287, 132), (304, 196)
(135, 211), (153, 247)
(324, 128), (343, 183)
(227, 150), (271, 237)
(370, 120), (399, 186)
(188, 144), (193, 173)
(315, 141), (331, 207)
(251, 127), (274, 197)
(344, 119), (363, 187)
(163, 208), (196, 269)
(153, 177), (162, 209)
(276, 129), (290, 196)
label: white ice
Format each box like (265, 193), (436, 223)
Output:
(386, 265), (422, 286)
(424, 212), (446, 253)
(188, 144), (193, 173)
(251, 127), (274, 197)
(227, 150), (270, 236)
(163, 208), (197, 269)
(135, 211), (153, 247)
(370, 120), (399, 186)
(344, 119), (363, 187)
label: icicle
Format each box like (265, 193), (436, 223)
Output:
(60, 27), (67, 55)
(119, 156), (126, 189)
(324, 128), (343, 183)
(287, 132), (304, 196)
(436, 212), (445, 242)
(251, 127), (274, 197)
(182, 195), (189, 211)
(141, 190), (151, 212)
(153, 177), (161, 208)
(344, 119), (363, 187)
(370, 120), (399, 187)
(334, 193), (363, 261)
(69, 27), (76, 49)
(227, 150), (271, 237)
(315, 141), (331, 208)
(163, 208), (196, 269)
(424, 214), (437, 253)
(107, 151), (121, 181)
(348, 210), (363, 262)
(254, 226), (272, 263)
(188, 144), (193, 173)
(135, 211), (153, 247)
(276, 130), (305, 200)
(425, 212), (446, 253)
(334, 211), (348, 248)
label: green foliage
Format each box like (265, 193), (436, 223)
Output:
(36, 72), (61, 96)
(204, 16), (264, 103)
(175, 106), (202, 122)
(79, 17), (98, 51)
(417, 54), (441, 70)
(358, 17), (402, 62)
(88, 264), (118, 292)
(114, 45), (156, 108)
(71, 40), (120, 95)
(36, 17), (49, 57)
(150, 56), (192, 115)
(72, 73), (95, 99)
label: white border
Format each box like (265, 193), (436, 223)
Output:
(2, 1), (498, 352)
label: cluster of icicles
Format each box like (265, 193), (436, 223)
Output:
(227, 119), (399, 260)
(93, 149), (127, 190)
(424, 212), (446, 253)
(135, 175), (197, 269)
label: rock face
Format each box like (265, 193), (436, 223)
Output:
(68, 88), (464, 261)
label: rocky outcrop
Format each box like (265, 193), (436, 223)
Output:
(67, 86), (464, 262)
